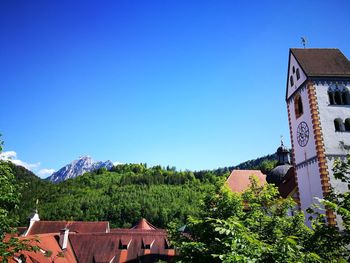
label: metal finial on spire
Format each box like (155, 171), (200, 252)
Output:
(280, 135), (284, 147)
(35, 199), (39, 213)
(301, 37), (307, 48)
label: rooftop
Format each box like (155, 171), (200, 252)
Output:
(291, 48), (350, 77)
(226, 170), (266, 193)
(26, 220), (109, 236)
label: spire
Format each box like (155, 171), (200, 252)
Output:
(276, 138), (290, 165)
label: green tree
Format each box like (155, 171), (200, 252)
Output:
(0, 136), (38, 262)
(171, 176), (348, 262)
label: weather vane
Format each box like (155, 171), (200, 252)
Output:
(280, 135), (284, 146)
(301, 37), (307, 48)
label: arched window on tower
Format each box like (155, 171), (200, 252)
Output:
(296, 68), (300, 80)
(342, 90), (350, 105)
(294, 94), (303, 119)
(328, 91), (335, 105)
(335, 91), (342, 105)
(290, 76), (294, 87)
(334, 118), (343, 132)
(345, 119), (350, 132)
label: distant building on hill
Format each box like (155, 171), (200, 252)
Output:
(10, 212), (175, 263)
(285, 48), (350, 225)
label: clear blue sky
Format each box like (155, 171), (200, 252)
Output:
(1, 0), (350, 177)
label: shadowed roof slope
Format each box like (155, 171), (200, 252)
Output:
(226, 170), (266, 193)
(291, 48), (350, 77)
(26, 221), (109, 235)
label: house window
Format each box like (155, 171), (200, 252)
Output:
(290, 76), (294, 87)
(292, 66), (295, 74)
(334, 118), (343, 132)
(296, 68), (300, 80)
(294, 94), (303, 118)
(345, 119), (350, 132)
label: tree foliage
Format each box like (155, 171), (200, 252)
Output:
(0, 136), (39, 262)
(13, 163), (224, 229)
(171, 175), (349, 262)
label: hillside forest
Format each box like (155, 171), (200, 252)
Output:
(11, 156), (275, 229)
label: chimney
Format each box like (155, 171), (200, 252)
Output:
(59, 228), (69, 250)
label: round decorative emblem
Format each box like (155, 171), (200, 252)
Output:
(297, 121), (309, 147)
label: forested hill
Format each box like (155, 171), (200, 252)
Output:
(12, 163), (222, 229)
(11, 154), (275, 229)
(207, 153), (276, 176)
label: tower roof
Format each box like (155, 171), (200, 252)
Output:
(266, 164), (293, 185)
(290, 48), (350, 77)
(131, 218), (157, 230)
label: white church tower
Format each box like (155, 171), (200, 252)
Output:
(286, 48), (350, 225)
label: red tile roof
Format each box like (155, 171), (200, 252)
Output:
(8, 233), (77, 263)
(226, 170), (266, 193)
(70, 220), (175, 263)
(26, 221), (109, 236)
(291, 48), (350, 77)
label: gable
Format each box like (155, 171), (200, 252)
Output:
(286, 52), (307, 100)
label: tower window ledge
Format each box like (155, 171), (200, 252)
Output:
(328, 104), (350, 107)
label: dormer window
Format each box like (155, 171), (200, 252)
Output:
(141, 238), (155, 249)
(290, 76), (294, 87)
(119, 238), (131, 250)
(294, 94), (303, 119)
(296, 68), (300, 80)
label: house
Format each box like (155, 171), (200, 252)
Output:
(226, 169), (266, 193)
(70, 219), (175, 263)
(10, 214), (175, 263)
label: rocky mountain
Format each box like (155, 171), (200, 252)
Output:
(46, 156), (114, 183)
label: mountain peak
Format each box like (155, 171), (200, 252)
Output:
(46, 156), (113, 183)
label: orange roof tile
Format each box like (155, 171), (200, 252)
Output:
(8, 233), (76, 263)
(26, 221), (109, 235)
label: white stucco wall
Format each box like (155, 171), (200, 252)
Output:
(297, 162), (324, 218)
(314, 82), (350, 155)
(288, 85), (317, 164)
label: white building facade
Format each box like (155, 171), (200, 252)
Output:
(286, 48), (350, 225)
